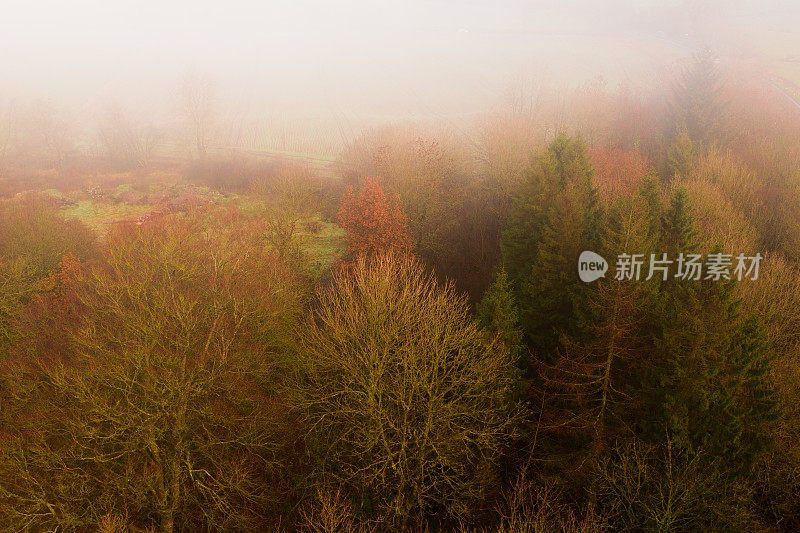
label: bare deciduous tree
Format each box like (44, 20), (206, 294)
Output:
(291, 253), (522, 527)
(180, 73), (216, 159)
(97, 106), (162, 168)
(251, 161), (319, 260)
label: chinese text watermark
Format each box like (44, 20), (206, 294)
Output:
(578, 251), (762, 283)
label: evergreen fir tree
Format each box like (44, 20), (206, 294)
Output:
(643, 187), (779, 475)
(659, 279), (778, 475)
(537, 176), (662, 462)
(665, 125), (697, 180)
(501, 132), (596, 286)
(501, 133), (603, 357)
(476, 266), (524, 361)
(669, 49), (728, 151)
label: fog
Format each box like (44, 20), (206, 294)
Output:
(1, 2), (794, 102)
(1, 0), (800, 158)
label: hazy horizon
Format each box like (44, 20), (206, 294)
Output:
(2, 0), (800, 160)
(3, 1), (797, 110)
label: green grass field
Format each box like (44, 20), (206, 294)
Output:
(298, 217), (346, 275)
(60, 200), (156, 233)
(54, 185), (346, 273)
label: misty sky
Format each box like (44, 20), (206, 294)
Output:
(2, 1), (799, 119)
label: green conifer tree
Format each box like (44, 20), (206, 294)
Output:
(665, 125), (697, 180)
(501, 133), (603, 357)
(669, 49), (728, 150)
(537, 176), (662, 462)
(476, 266), (524, 360)
(643, 187), (779, 475)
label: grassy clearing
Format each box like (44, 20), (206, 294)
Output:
(298, 217), (346, 276)
(51, 178), (345, 276)
(41, 188), (66, 200)
(60, 200), (155, 234)
(59, 193), (345, 275)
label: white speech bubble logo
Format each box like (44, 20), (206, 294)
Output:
(578, 250), (608, 282)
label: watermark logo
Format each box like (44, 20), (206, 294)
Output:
(579, 251), (762, 282)
(578, 250), (608, 282)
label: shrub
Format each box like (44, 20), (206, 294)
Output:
(0, 193), (97, 277)
(184, 155), (277, 193)
(0, 194), (96, 356)
(299, 486), (374, 533)
(485, 474), (603, 533)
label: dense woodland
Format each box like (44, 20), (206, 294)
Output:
(2, 54), (800, 531)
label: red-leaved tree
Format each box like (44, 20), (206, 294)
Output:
(589, 147), (650, 204)
(338, 176), (412, 259)
(49, 252), (81, 306)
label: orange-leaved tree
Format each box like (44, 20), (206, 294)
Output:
(337, 176), (412, 259)
(48, 252), (81, 308)
(589, 147), (650, 204)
